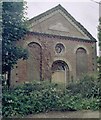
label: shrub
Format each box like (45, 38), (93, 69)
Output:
(2, 77), (100, 117)
(2, 81), (63, 117)
(81, 97), (100, 110)
(57, 94), (82, 111)
(67, 75), (100, 98)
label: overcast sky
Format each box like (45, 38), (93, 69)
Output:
(26, 0), (100, 54)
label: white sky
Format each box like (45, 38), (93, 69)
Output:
(25, 0), (100, 55)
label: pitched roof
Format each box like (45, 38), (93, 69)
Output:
(29, 4), (96, 42)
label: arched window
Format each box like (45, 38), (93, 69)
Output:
(27, 42), (42, 81)
(51, 60), (69, 84)
(76, 47), (88, 78)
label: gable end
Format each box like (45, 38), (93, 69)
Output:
(28, 4), (96, 42)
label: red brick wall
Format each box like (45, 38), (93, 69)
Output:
(11, 34), (97, 85)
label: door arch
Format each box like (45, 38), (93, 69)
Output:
(51, 60), (69, 85)
(27, 42), (42, 81)
(76, 47), (88, 78)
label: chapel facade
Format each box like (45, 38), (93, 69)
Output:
(11, 4), (97, 85)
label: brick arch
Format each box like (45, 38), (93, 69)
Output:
(50, 58), (72, 71)
(24, 40), (42, 48)
(27, 42), (42, 81)
(74, 45), (89, 55)
(76, 47), (88, 78)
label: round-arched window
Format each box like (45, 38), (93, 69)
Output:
(27, 42), (42, 81)
(55, 43), (65, 53)
(76, 47), (88, 78)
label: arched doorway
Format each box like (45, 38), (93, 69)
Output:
(27, 42), (42, 81)
(76, 47), (88, 78)
(51, 60), (69, 85)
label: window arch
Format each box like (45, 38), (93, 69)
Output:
(51, 60), (67, 71)
(27, 42), (42, 81)
(76, 47), (88, 78)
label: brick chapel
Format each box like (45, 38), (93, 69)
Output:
(11, 4), (97, 85)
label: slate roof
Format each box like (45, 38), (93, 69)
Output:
(29, 4), (96, 42)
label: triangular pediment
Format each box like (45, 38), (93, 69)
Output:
(28, 4), (96, 41)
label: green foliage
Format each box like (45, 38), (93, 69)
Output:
(67, 75), (100, 98)
(2, 2), (28, 74)
(81, 98), (100, 110)
(2, 76), (100, 117)
(97, 56), (101, 79)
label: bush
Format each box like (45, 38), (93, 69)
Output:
(2, 76), (100, 117)
(67, 75), (100, 98)
(2, 81), (63, 117)
(57, 94), (82, 111)
(81, 98), (100, 110)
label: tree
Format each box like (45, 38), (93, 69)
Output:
(0, 2), (2, 76)
(2, 2), (28, 87)
(98, 18), (101, 79)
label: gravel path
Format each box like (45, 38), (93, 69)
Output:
(26, 110), (100, 118)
